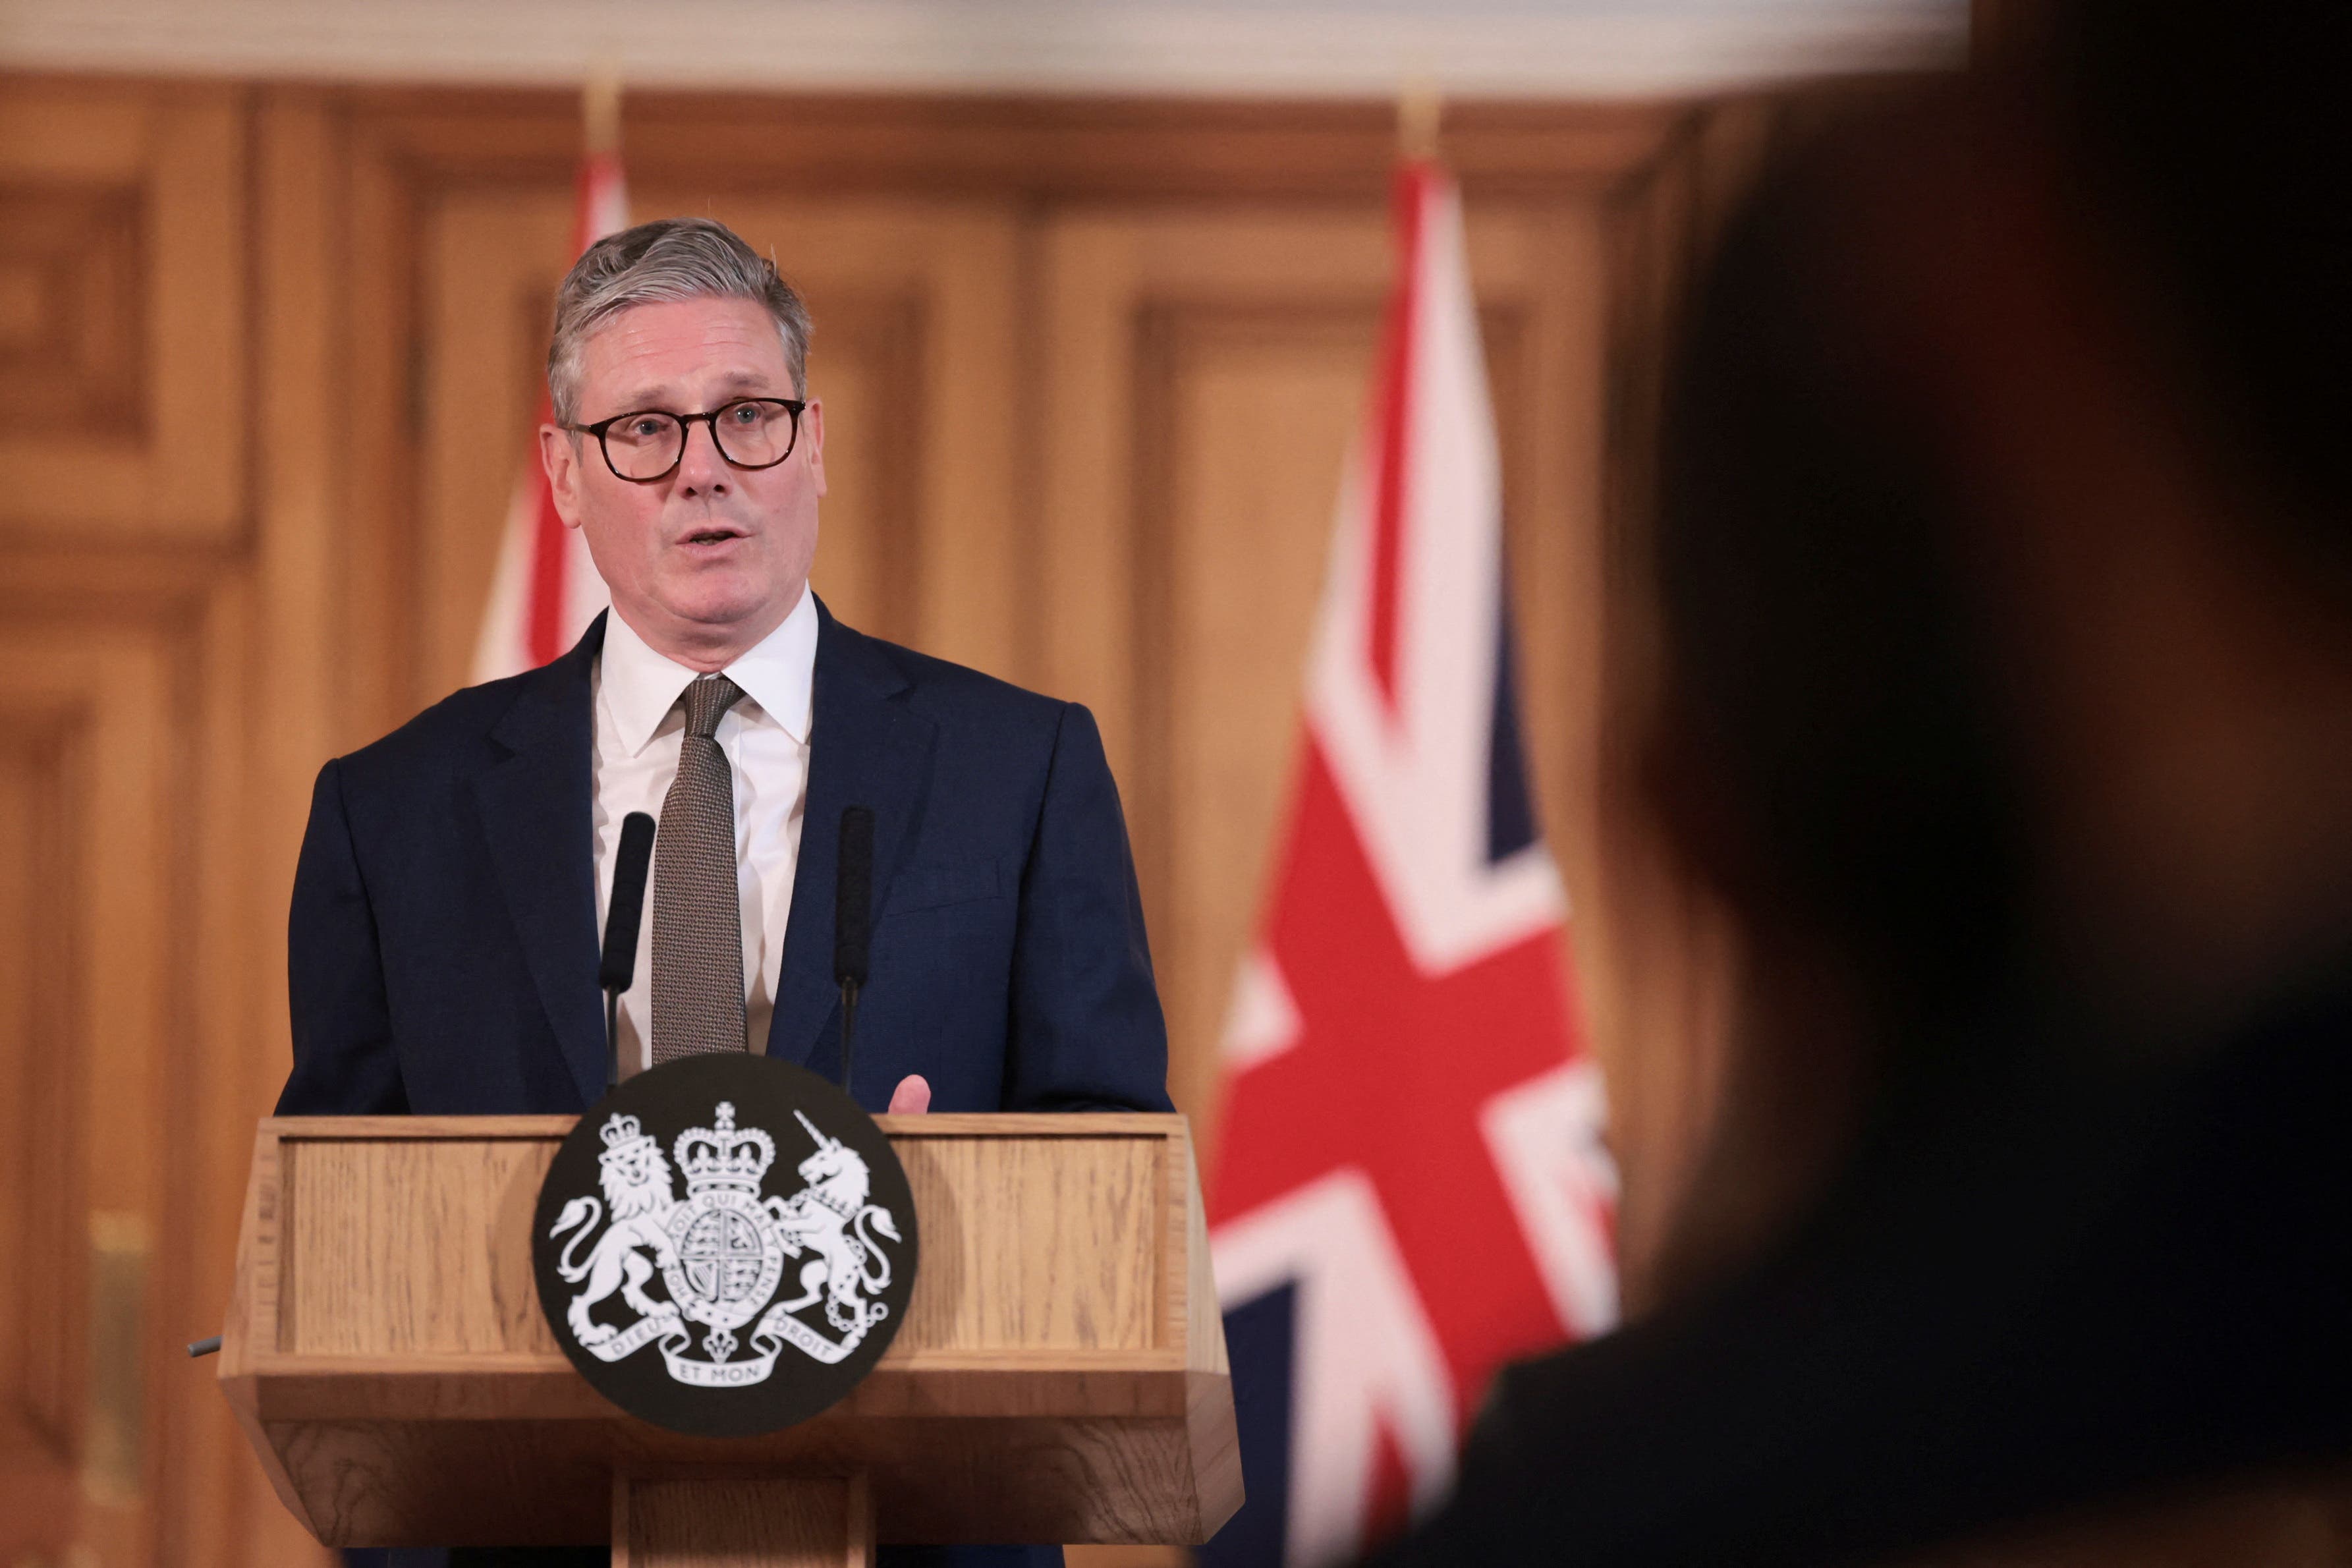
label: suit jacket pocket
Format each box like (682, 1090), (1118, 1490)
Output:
(885, 855), (1007, 916)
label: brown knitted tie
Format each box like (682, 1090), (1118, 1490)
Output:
(650, 673), (748, 1063)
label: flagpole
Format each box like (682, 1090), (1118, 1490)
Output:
(1397, 80), (1442, 163)
(584, 60), (623, 159)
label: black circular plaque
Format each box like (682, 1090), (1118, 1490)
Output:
(532, 1053), (918, 1437)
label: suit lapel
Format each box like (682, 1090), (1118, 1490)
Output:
(768, 599), (936, 1072)
(473, 615), (607, 1110)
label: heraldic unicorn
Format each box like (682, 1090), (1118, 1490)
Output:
(546, 1099), (904, 1387)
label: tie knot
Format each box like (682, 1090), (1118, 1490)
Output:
(682, 673), (745, 739)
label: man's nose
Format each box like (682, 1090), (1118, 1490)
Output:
(674, 418), (732, 493)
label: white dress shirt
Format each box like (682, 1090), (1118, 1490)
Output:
(592, 590), (819, 1075)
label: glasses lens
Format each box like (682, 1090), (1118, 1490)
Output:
(708, 400), (798, 468)
(602, 412), (683, 480)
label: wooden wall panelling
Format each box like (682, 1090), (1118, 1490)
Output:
(337, 104), (428, 756)
(331, 89), (1680, 205)
(0, 698), (80, 1551)
(0, 557), (227, 1568)
(0, 80), (245, 539)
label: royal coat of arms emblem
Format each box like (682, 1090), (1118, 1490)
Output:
(532, 1055), (918, 1434)
(549, 1100), (903, 1384)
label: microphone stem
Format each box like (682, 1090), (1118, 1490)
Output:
(605, 988), (621, 1088)
(841, 979), (860, 1100)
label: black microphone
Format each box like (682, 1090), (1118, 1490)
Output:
(600, 812), (656, 1086)
(833, 806), (875, 1098)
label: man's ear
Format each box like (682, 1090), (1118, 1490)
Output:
(801, 398), (826, 499)
(539, 424), (585, 528)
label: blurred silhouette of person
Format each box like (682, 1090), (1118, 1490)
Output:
(1369, 1), (2352, 1563)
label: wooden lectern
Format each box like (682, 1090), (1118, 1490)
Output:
(219, 1113), (1241, 1565)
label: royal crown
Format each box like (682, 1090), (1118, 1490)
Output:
(673, 1101), (776, 1192)
(597, 1113), (657, 1162)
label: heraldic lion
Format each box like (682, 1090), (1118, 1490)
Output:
(547, 1114), (680, 1346)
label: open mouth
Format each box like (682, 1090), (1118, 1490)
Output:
(679, 526), (747, 548)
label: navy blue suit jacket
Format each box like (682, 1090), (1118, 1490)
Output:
(281, 602), (1171, 1568)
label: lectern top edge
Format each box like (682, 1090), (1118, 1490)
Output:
(258, 1110), (1194, 1140)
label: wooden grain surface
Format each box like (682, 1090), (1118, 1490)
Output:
(617, 1474), (873, 1568)
(279, 1136), (557, 1356)
(895, 1129), (1160, 1354)
(220, 1115), (1235, 1547)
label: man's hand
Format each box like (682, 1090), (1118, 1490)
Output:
(887, 1075), (931, 1114)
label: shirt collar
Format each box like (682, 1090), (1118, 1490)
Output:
(599, 588), (819, 756)
(723, 588), (818, 744)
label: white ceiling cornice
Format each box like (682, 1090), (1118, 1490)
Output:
(0, 0), (1965, 99)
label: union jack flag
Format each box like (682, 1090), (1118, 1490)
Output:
(1204, 159), (1620, 1568)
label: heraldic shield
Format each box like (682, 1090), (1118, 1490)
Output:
(531, 1054), (920, 1437)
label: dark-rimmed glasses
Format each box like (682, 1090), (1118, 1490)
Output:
(565, 397), (807, 483)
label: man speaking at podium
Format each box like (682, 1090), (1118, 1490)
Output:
(277, 217), (1171, 1568)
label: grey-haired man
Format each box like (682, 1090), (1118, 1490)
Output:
(285, 219), (1172, 1568)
